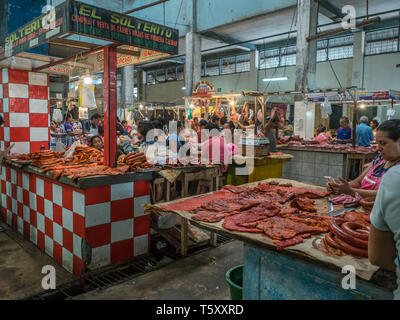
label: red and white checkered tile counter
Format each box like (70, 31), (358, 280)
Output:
(0, 164), (151, 276)
(0, 68), (50, 153)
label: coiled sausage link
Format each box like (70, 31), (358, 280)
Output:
(341, 222), (369, 241)
(329, 218), (369, 249)
(327, 233), (368, 258)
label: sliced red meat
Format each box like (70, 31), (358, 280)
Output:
(222, 185), (249, 194)
(192, 211), (226, 223)
(273, 235), (305, 250)
(290, 197), (317, 212)
(257, 216), (323, 240)
(222, 212), (268, 233)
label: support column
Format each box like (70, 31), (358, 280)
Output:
(351, 30), (365, 89)
(103, 46), (117, 167)
(294, 0), (318, 139)
(137, 70), (145, 102)
(122, 65), (135, 120)
(250, 50), (259, 91)
(184, 0), (201, 96)
(184, 32), (202, 96)
(295, 0), (318, 93)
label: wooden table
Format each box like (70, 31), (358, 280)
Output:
(345, 152), (378, 180)
(145, 178), (395, 299)
(150, 166), (220, 255)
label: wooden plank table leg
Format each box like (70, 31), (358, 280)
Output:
(166, 181), (170, 202)
(345, 155), (349, 180)
(181, 217), (188, 256)
(209, 232), (217, 247)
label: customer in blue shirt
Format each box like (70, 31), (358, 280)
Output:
(356, 116), (374, 147)
(333, 116), (352, 144)
(166, 121), (185, 153)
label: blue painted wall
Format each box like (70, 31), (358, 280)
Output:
(4, 0), (48, 55)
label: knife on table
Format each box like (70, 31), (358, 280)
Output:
(326, 198), (356, 216)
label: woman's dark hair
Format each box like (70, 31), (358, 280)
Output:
(317, 126), (327, 134)
(211, 115), (220, 123)
(376, 119), (400, 141)
(227, 121), (235, 130)
(151, 119), (163, 130)
(90, 113), (101, 120)
(90, 135), (102, 146)
(206, 122), (220, 131)
(64, 112), (73, 122)
(121, 120), (128, 125)
(220, 116), (227, 126)
(137, 121), (153, 138)
(372, 119), (379, 128)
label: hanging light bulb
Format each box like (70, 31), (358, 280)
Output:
(359, 104), (366, 109)
(84, 76), (92, 85)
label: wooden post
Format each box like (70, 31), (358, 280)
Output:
(352, 101), (357, 148)
(261, 96), (266, 128)
(103, 46), (117, 167)
(254, 97), (258, 135)
(180, 217), (188, 256)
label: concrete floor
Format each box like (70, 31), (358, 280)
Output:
(0, 221), (74, 300)
(0, 218), (243, 300)
(75, 240), (244, 300)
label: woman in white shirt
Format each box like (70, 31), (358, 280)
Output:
(369, 119), (400, 299)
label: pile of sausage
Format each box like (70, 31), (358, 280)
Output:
(62, 165), (130, 181)
(117, 152), (156, 171)
(20, 150), (66, 167)
(324, 212), (370, 258)
(69, 146), (104, 164)
(359, 196), (375, 212)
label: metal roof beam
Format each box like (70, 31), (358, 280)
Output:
(200, 31), (256, 51)
(318, 0), (345, 21)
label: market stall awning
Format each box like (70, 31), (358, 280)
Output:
(0, 0), (179, 73)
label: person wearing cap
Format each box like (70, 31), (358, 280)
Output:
(356, 116), (374, 147)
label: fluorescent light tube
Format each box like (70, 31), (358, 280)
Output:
(262, 77), (288, 82)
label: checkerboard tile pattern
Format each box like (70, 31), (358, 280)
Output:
(0, 165), (151, 276)
(0, 69), (50, 153)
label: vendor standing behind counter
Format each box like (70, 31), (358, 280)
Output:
(356, 116), (374, 147)
(332, 116), (352, 144)
(264, 116), (280, 152)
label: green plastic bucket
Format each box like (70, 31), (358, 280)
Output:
(225, 265), (243, 300)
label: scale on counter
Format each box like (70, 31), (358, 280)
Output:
(239, 137), (270, 157)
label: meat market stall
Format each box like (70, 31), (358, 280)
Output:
(145, 178), (395, 299)
(278, 144), (378, 186)
(0, 0), (178, 276)
(278, 89), (400, 185)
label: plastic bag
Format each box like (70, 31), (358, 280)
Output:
(81, 84), (97, 110)
(63, 141), (82, 158)
(320, 98), (332, 119)
(52, 108), (63, 123)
